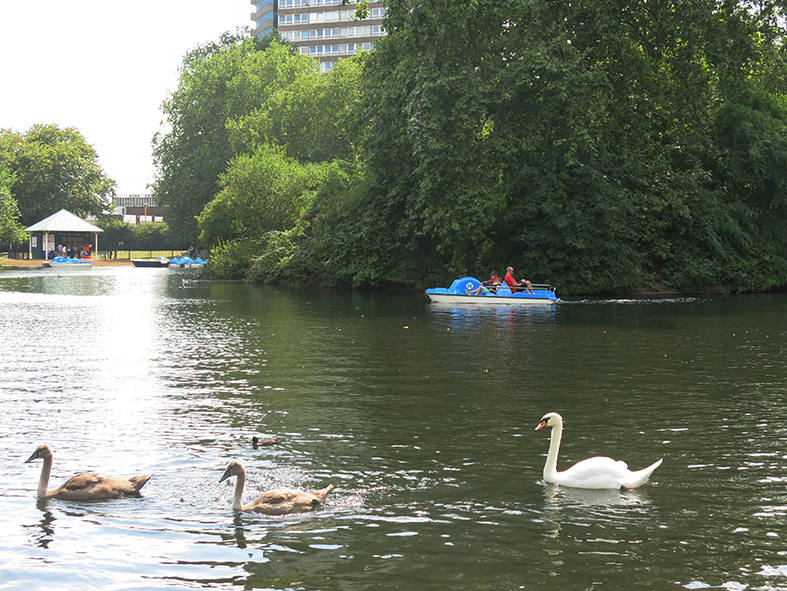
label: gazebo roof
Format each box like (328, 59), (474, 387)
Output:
(25, 209), (103, 233)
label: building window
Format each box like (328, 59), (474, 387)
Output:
(339, 42), (372, 56)
(308, 28), (341, 40)
(280, 13), (310, 25)
(308, 45), (342, 56)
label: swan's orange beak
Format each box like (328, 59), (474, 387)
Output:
(535, 420), (547, 431)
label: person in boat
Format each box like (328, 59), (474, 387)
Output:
(485, 271), (501, 287)
(504, 266), (534, 294)
(466, 271), (501, 295)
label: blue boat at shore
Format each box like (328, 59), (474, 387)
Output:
(425, 276), (559, 305)
(41, 256), (93, 268)
(168, 256), (207, 268)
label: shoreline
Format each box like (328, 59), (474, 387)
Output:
(1, 259), (133, 268)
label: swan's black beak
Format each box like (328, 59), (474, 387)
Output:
(535, 420), (547, 431)
(219, 467), (232, 483)
(25, 451), (39, 463)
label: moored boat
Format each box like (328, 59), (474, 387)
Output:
(131, 257), (170, 268)
(168, 256), (207, 268)
(42, 256), (93, 268)
(425, 276), (559, 305)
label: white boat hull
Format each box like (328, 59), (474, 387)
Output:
(426, 292), (556, 305)
(42, 261), (93, 268)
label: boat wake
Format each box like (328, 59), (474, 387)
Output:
(564, 297), (703, 305)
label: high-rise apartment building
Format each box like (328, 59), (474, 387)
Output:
(250, 0), (276, 37)
(251, 0), (387, 72)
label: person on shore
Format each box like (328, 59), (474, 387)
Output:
(504, 266), (534, 294)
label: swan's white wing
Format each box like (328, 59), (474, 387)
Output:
(554, 456), (631, 489)
(619, 458), (663, 489)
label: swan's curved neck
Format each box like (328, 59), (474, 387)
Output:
(232, 472), (246, 511)
(544, 423), (562, 481)
(38, 455), (53, 498)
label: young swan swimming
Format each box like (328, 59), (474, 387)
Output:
(219, 461), (333, 515)
(535, 412), (663, 490)
(25, 445), (152, 500)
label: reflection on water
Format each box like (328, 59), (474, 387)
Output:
(24, 501), (56, 549)
(2, 268), (787, 589)
(538, 484), (655, 540)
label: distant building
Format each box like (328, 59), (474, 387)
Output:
(253, 0), (387, 73)
(251, 0), (276, 37)
(112, 195), (166, 224)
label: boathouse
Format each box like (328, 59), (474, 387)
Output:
(24, 209), (103, 259)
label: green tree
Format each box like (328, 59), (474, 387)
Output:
(197, 144), (331, 245)
(337, 0), (787, 293)
(0, 125), (115, 226)
(96, 218), (178, 255)
(0, 164), (26, 245)
(152, 35), (315, 244)
(228, 55), (363, 163)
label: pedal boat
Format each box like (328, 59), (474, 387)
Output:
(425, 276), (559, 305)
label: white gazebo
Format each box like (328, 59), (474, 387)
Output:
(24, 209), (104, 259)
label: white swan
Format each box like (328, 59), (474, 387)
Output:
(25, 445), (153, 500)
(219, 461), (333, 515)
(535, 412), (662, 490)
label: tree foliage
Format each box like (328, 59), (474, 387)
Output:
(306, 0), (787, 293)
(152, 35), (315, 244)
(228, 56), (363, 163)
(96, 217), (178, 253)
(159, 4), (787, 294)
(197, 145), (333, 245)
(0, 124), (115, 227)
(0, 164), (26, 245)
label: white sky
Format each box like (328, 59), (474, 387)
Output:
(0, 1), (252, 195)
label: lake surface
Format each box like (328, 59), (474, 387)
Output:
(1, 266), (787, 590)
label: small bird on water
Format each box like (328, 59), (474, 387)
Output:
(252, 435), (279, 448)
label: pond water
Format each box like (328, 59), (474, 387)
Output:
(1, 266), (787, 590)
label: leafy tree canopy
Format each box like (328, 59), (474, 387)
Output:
(161, 2), (787, 295)
(228, 55), (363, 163)
(197, 144), (333, 245)
(0, 124), (115, 227)
(152, 34), (315, 245)
(335, 0), (787, 293)
(0, 164), (26, 245)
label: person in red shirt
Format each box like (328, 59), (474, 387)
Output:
(504, 266), (534, 293)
